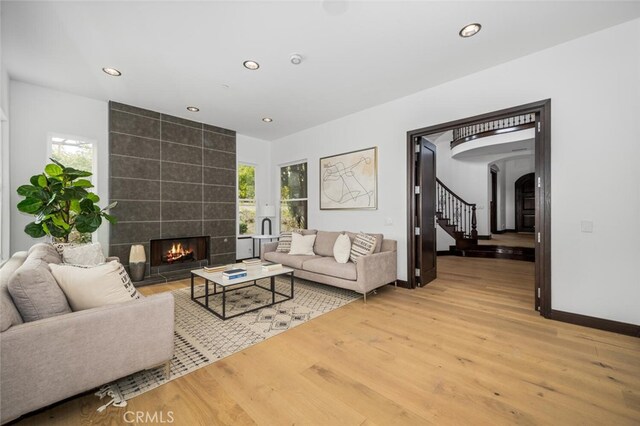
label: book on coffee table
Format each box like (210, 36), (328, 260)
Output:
(262, 262), (283, 272)
(203, 264), (232, 273)
(222, 268), (247, 279)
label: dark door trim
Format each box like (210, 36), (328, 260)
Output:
(490, 169), (498, 234)
(406, 99), (551, 316)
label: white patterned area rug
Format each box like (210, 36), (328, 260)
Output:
(95, 276), (360, 410)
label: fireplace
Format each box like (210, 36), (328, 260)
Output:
(150, 236), (209, 268)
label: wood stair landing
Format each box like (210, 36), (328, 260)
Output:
(449, 244), (535, 262)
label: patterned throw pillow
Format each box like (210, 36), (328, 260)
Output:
(276, 229), (303, 253)
(349, 233), (377, 264)
(49, 261), (142, 311)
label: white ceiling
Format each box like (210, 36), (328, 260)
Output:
(3, 1), (640, 141)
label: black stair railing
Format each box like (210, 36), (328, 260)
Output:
(451, 113), (536, 149)
(436, 178), (477, 240)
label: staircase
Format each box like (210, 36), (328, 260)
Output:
(436, 178), (478, 249)
(436, 178), (534, 262)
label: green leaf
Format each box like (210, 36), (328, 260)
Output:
(16, 185), (37, 197)
(49, 158), (65, 169)
(17, 198), (43, 213)
(103, 213), (118, 225)
(24, 222), (46, 238)
(37, 174), (48, 188)
(73, 179), (93, 188)
(75, 213), (101, 233)
(46, 220), (68, 238)
(44, 163), (63, 177)
(86, 193), (100, 203)
(30, 175), (41, 186)
(50, 215), (70, 230)
(79, 198), (94, 212)
(70, 199), (81, 213)
(49, 181), (63, 193)
(64, 167), (92, 179)
(59, 187), (87, 201)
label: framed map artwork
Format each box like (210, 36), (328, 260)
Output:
(319, 147), (377, 210)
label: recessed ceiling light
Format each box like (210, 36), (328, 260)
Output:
(221, 84), (230, 89)
(290, 54), (303, 65)
(102, 67), (122, 76)
(243, 60), (260, 70)
(459, 23), (482, 38)
(262, 117), (273, 123)
(187, 106), (200, 112)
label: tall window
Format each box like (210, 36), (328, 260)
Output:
(49, 135), (96, 185)
(238, 164), (256, 235)
(48, 134), (97, 243)
(280, 162), (307, 231)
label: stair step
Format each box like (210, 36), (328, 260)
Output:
(447, 245), (534, 262)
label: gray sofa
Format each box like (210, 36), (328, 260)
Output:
(0, 244), (175, 424)
(261, 230), (397, 301)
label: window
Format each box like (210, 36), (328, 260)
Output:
(47, 134), (97, 243)
(238, 164), (256, 235)
(280, 162), (307, 231)
(49, 135), (96, 185)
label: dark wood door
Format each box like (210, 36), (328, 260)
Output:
(515, 173), (535, 232)
(419, 138), (437, 285)
(490, 170), (498, 234)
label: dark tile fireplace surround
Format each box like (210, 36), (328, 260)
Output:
(108, 102), (237, 285)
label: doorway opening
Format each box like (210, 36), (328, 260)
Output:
(516, 172), (536, 232)
(406, 100), (551, 316)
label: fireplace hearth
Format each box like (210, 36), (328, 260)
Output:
(150, 236), (209, 268)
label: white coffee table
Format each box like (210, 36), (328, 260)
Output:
(190, 265), (294, 320)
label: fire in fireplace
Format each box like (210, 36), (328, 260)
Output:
(150, 236), (209, 268)
(164, 242), (194, 263)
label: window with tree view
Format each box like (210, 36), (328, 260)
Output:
(238, 164), (256, 235)
(280, 162), (307, 231)
(50, 136), (95, 185)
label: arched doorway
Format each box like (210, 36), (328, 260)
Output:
(515, 172), (535, 232)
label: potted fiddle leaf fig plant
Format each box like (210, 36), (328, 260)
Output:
(16, 158), (117, 243)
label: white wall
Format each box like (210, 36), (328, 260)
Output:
(1, 0), (11, 260)
(9, 81), (109, 253)
(271, 19), (640, 324)
(504, 156), (535, 230)
(236, 133), (272, 259)
(1, 68), (10, 260)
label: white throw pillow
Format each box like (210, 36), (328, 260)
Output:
(62, 242), (106, 266)
(49, 261), (142, 311)
(288, 232), (317, 256)
(333, 233), (352, 264)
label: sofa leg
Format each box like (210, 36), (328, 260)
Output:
(163, 360), (171, 380)
(363, 289), (378, 303)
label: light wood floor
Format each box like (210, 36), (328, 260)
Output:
(479, 232), (535, 248)
(17, 257), (640, 425)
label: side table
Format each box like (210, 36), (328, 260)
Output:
(251, 235), (279, 258)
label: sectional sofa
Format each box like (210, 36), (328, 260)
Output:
(0, 243), (174, 424)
